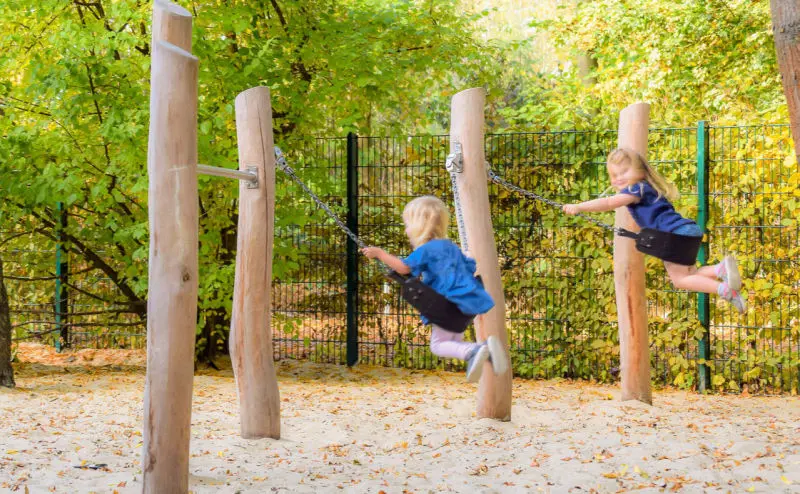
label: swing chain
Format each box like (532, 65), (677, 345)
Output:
(274, 147), (368, 250)
(445, 142), (469, 253)
(487, 167), (624, 235)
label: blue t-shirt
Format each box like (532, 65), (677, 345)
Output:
(402, 239), (495, 324)
(620, 182), (696, 233)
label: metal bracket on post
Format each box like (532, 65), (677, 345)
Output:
(274, 147), (288, 172)
(445, 141), (463, 173)
(245, 166), (259, 189)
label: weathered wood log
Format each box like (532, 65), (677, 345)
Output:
(614, 102), (652, 405)
(142, 33), (199, 494)
(450, 88), (512, 421)
(230, 86), (281, 439)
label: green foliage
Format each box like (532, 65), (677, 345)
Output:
(0, 0), (492, 356)
(498, 0), (785, 129)
(1, 1), (796, 394)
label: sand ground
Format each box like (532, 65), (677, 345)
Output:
(1, 343), (799, 493)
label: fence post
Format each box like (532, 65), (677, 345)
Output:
(696, 121), (711, 392)
(346, 132), (359, 366)
(54, 202), (68, 351)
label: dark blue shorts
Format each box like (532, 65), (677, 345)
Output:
(673, 223), (703, 237)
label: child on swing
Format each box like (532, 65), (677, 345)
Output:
(563, 147), (746, 313)
(362, 195), (509, 382)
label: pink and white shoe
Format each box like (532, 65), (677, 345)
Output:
(718, 282), (746, 314)
(716, 255), (742, 291)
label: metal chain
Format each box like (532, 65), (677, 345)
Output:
(274, 148), (631, 268)
(445, 142), (468, 253)
(487, 168), (624, 235)
(274, 147), (368, 250)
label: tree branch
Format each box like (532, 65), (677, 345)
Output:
(269, 0), (288, 31)
(18, 205), (146, 315)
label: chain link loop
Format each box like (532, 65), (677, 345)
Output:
(445, 142), (469, 253)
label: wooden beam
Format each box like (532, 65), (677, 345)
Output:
(230, 86), (281, 439)
(614, 102), (652, 405)
(449, 88), (512, 420)
(142, 37), (199, 494)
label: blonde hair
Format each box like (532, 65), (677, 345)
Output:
(607, 147), (679, 201)
(402, 195), (449, 248)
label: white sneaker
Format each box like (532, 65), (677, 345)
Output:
(728, 290), (747, 314)
(486, 335), (509, 375)
(719, 283), (747, 314)
(719, 255), (742, 291)
(465, 345), (489, 383)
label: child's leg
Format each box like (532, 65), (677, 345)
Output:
(692, 255), (742, 289)
(430, 325), (489, 383)
(664, 262), (720, 294)
(664, 262), (746, 313)
(429, 325), (478, 361)
(696, 264), (719, 279)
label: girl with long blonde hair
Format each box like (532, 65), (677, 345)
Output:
(563, 148), (746, 313)
(362, 195), (508, 381)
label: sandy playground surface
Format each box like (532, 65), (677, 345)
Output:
(0, 343), (799, 493)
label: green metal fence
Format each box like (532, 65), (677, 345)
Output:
(7, 124), (799, 393)
(273, 124), (798, 393)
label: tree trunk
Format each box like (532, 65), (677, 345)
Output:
(577, 52), (597, 87)
(0, 259), (15, 388)
(770, 0), (800, 162)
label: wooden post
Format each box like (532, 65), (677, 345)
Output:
(450, 88), (512, 421)
(614, 102), (652, 405)
(152, 0), (193, 51)
(770, 0), (800, 163)
(143, 2), (197, 493)
(230, 87), (281, 439)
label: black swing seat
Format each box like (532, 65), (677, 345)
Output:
(385, 271), (476, 334)
(617, 227), (702, 266)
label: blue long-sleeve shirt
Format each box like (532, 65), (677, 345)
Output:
(402, 239), (494, 325)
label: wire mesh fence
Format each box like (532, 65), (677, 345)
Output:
(5, 124), (798, 393)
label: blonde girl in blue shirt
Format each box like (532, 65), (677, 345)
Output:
(362, 195), (509, 382)
(563, 148), (746, 313)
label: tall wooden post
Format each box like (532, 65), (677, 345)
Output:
(151, 0), (193, 51)
(770, 0), (800, 163)
(143, 1), (197, 493)
(450, 88), (512, 420)
(230, 87), (281, 439)
(614, 102), (651, 405)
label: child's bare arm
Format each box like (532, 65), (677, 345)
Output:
(361, 247), (411, 274)
(563, 193), (638, 214)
